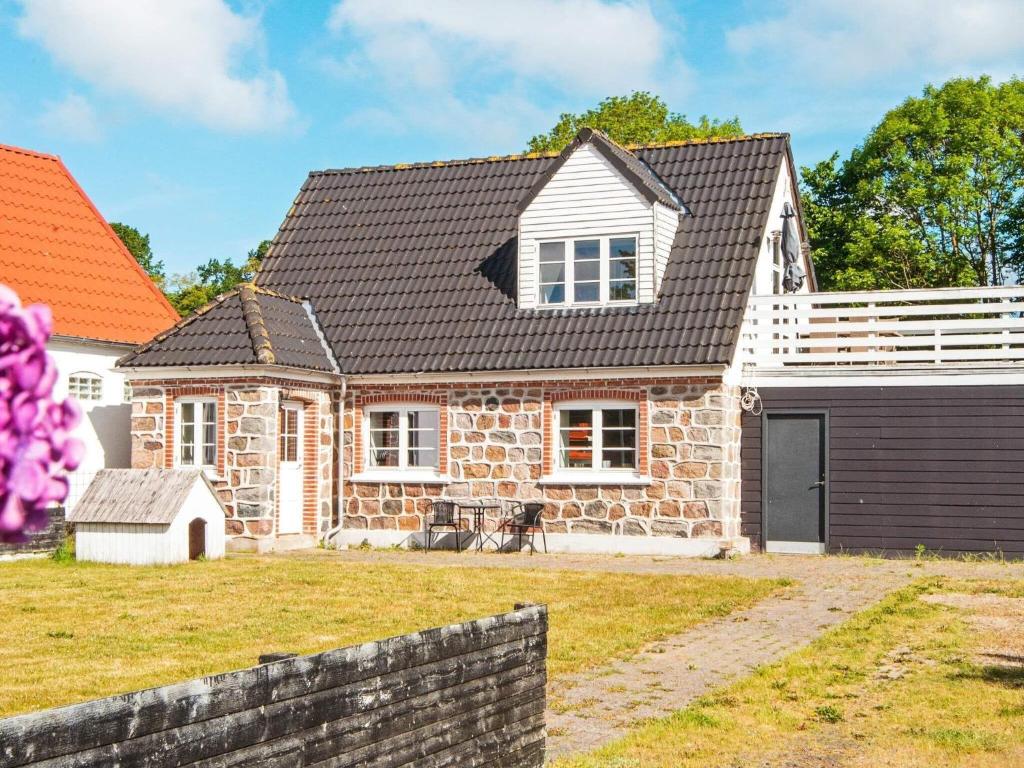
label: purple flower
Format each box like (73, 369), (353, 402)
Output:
(0, 284), (83, 542)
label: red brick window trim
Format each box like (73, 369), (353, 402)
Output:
(543, 388), (649, 476)
(164, 386), (226, 477)
(353, 393), (448, 475)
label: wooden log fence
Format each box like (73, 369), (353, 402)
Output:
(0, 604), (547, 767)
(0, 507), (66, 557)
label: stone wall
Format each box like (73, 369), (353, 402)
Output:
(129, 377), (335, 539)
(343, 377), (743, 542)
(225, 385), (278, 534)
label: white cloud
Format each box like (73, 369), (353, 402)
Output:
(323, 0), (686, 144)
(38, 92), (103, 141)
(328, 0), (672, 93)
(16, 0), (296, 133)
(727, 0), (1024, 84)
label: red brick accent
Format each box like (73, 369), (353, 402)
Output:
(164, 385), (226, 477)
(302, 399), (317, 534)
(353, 392), (449, 474)
(140, 375), (334, 391)
(548, 388), (645, 404)
(542, 391), (554, 476)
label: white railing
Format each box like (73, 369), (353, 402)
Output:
(741, 285), (1024, 368)
(65, 469), (98, 515)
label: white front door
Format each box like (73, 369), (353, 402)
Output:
(278, 403), (304, 535)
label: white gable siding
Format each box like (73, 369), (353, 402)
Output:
(726, 157), (812, 382)
(652, 202), (679, 296)
(519, 143), (656, 308)
(750, 159), (811, 297)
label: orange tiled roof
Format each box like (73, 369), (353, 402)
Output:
(0, 143), (178, 344)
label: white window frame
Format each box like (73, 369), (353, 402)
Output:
(544, 400), (649, 485)
(771, 234), (784, 295)
(68, 371), (103, 402)
(536, 234), (639, 308)
(358, 404), (444, 480)
(279, 402), (303, 465)
(175, 397), (219, 472)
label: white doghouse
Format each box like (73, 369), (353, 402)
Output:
(69, 469), (226, 565)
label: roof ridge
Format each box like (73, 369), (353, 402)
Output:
(54, 154), (181, 323)
(249, 284), (307, 303)
(626, 132), (788, 151)
(311, 132), (788, 177)
(238, 284), (276, 365)
(0, 142), (61, 162)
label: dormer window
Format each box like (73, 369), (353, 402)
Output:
(537, 235), (638, 307)
(517, 130), (682, 310)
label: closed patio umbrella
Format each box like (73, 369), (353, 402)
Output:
(781, 201), (806, 293)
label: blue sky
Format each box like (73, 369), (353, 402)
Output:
(2, 0), (1022, 275)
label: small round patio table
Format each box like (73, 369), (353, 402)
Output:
(457, 503), (502, 551)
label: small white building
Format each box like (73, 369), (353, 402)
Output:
(69, 469), (226, 565)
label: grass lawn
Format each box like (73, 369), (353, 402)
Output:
(556, 577), (1024, 768)
(0, 553), (785, 719)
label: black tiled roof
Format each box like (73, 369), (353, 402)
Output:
(120, 285), (336, 372)
(253, 133), (790, 375)
(122, 132), (791, 376)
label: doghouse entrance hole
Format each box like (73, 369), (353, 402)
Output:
(188, 518), (207, 560)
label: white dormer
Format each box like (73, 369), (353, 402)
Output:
(516, 129), (683, 310)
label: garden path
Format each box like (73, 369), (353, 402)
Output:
(311, 548), (1022, 760)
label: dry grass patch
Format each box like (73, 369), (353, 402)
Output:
(0, 554), (783, 718)
(557, 578), (1024, 768)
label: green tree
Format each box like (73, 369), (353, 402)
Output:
(166, 239), (273, 316)
(526, 92), (743, 153)
(802, 76), (1024, 290)
(110, 222), (165, 286)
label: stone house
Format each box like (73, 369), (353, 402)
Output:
(118, 129), (1024, 557)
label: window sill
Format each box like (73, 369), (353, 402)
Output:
(351, 471), (451, 484)
(538, 473), (653, 486)
(534, 301), (642, 311)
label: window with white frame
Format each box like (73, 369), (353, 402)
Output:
(280, 406), (300, 462)
(556, 403), (638, 471)
(366, 405), (440, 471)
(68, 372), (102, 401)
(537, 235), (638, 307)
(177, 399), (218, 469)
